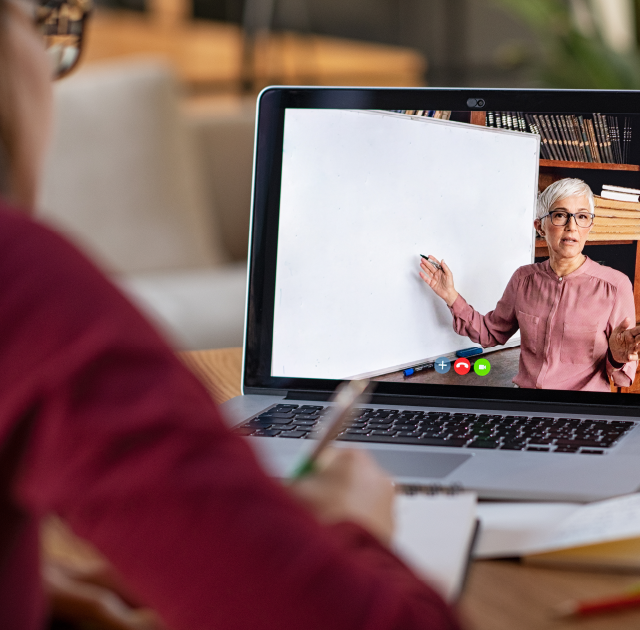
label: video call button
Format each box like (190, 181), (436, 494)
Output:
(434, 357), (451, 374)
(453, 358), (471, 375)
(474, 358), (491, 376)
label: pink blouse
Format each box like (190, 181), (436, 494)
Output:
(449, 258), (637, 391)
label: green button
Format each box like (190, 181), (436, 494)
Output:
(474, 358), (491, 376)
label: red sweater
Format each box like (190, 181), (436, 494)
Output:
(0, 204), (461, 630)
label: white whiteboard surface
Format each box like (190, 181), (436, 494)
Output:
(272, 109), (539, 380)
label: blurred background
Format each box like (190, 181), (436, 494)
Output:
(37, 0), (640, 351)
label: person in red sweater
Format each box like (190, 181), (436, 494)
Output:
(0, 1), (462, 629)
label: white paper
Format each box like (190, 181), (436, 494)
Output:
(528, 494), (640, 553)
(475, 494), (640, 559)
(394, 492), (477, 601)
(475, 502), (580, 558)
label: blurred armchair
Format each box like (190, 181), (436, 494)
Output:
(38, 59), (255, 349)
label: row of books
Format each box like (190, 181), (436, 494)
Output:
(486, 112), (632, 165)
(394, 110), (452, 120)
(591, 194), (640, 240)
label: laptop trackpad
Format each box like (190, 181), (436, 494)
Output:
(368, 449), (471, 479)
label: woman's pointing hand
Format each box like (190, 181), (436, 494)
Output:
(419, 255), (459, 307)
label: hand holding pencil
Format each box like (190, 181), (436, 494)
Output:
(288, 380), (396, 545)
(289, 448), (396, 545)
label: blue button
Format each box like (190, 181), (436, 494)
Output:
(434, 357), (451, 374)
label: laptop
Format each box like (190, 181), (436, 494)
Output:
(221, 87), (640, 502)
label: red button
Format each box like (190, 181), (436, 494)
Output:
(453, 358), (471, 375)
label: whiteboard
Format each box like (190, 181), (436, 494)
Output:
(271, 109), (539, 379)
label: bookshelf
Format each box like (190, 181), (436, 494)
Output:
(467, 116), (640, 172)
(470, 113), (640, 393)
(539, 159), (640, 171)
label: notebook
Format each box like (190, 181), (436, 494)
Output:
(221, 88), (640, 502)
(394, 490), (478, 601)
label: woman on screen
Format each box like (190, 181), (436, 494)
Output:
(420, 178), (640, 391)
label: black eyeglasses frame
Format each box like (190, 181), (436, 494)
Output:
(539, 210), (595, 228)
(35, 0), (93, 79)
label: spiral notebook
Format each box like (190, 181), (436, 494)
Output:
(393, 488), (478, 601)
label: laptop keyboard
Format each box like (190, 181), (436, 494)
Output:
(237, 404), (636, 455)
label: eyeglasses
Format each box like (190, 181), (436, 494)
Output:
(35, 0), (93, 79)
(540, 210), (595, 228)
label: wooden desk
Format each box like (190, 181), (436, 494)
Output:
(45, 347), (640, 629)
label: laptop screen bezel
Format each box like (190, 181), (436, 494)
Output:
(244, 86), (640, 412)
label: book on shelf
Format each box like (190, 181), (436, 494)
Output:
(486, 112), (633, 166)
(592, 224), (640, 235)
(603, 184), (640, 194)
(586, 232), (640, 241)
(596, 208), (640, 220)
(596, 208), (640, 221)
(590, 195), (640, 239)
(593, 216), (640, 228)
(601, 190), (640, 203)
(594, 194), (640, 212)
(601, 184), (640, 202)
(396, 110), (452, 120)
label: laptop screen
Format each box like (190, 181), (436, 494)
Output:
(247, 89), (640, 411)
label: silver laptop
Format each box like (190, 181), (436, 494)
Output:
(221, 87), (640, 502)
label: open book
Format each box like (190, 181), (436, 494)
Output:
(475, 493), (640, 571)
(394, 490), (478, 601)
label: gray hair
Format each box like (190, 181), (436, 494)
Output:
(536, 178), (594, 219)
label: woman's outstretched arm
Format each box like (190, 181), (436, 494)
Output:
(419, 255), (519, 347)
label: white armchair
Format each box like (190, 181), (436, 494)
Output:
(39, 59), (255, 349)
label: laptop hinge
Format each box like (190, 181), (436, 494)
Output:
(283, 390), (640, 417)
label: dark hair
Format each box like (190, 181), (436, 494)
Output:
(0, 0), (16, 196)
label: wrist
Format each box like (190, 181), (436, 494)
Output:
(445, 291), (459, 308)
(608, 347), (625, 368)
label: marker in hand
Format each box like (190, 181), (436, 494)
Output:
(420, 254), (442, 271)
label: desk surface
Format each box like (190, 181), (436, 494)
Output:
(44, 347), (640, 629)
(183, 347), (640, 630)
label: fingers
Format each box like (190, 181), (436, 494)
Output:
(613, 317), (634, 336)
(290, 447), (395, 545)
(419, 255), (444, 285)
(44, 563), (166, 630)
(423, 254), (442, 267)
(419, 269), (436, 287)
(419, 262), (439, 288)
(619, 322), (640, 357)
(53, 561), (141, 608)
(419, 257), (440, 277)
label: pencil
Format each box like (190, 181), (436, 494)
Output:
(289, 379), (370, 479)
(555, 591), (640, 618)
